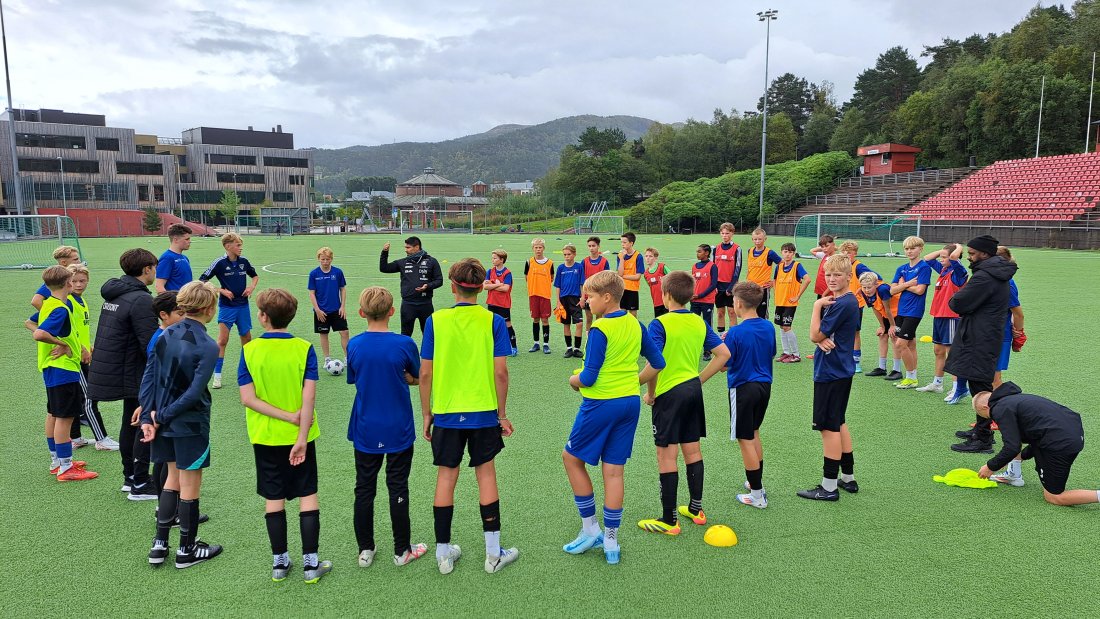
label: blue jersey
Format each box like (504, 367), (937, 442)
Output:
(308, 266), (346, 313)
(892, 261), (932, 317)
(724, 317), (776, 388)
(421, 303), (511, 429)
(156, 249), (193, 292)
(554, 262), (585, 298)
(35, 283), (50, 298)
(200, 255), (258, 308)
(147, 318), (219, 437)
(814, 292), (859, 382)
(1005, 280), (1020, 341)
(38, 304), (81, 387)
(346, 331), (420, 454)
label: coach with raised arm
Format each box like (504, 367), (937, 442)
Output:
(380, 236), (443, 337)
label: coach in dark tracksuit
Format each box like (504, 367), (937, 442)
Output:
(379, 236), (444, 337)
(946, 235), (1017, 454)
(87, 248), (160, 497)
(975, 382), (1097, 507)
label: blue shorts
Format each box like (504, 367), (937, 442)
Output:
(998, 337), (1011, 371)
(565, 396), (640, 466)
(932, 317), (958, 346)
(218, 305), (252, 335)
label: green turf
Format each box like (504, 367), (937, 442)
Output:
(3, 232), (1099, 617)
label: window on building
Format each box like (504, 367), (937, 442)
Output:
(289, 175), (305, 186)
(95, 137), (120, 151)
(272, 191), (293, 202)
(216, 172), (264, 184)
(138, 185), (150, 202)
(154, 185), (165, 202)
(205, 153), (257, 166)
(136, 145), (155, 154)
(17, 133), (86, 149)
(177, 155), (187, 167)
(263, 156), (308, 168)
(117, 162), (164, 175)
(18, 158), (100, 173)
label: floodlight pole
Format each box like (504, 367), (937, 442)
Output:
(757, 9), (778, 223)
(1035, 75), (1045, 158)
(1, 0), (24, 215)
(1086, 51), (1096, 154)
(57, 156), (66, 217)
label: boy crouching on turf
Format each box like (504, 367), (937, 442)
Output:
(347, 286), (427, 569)
(563, 271), (665, 564)
(638, 271), (729, 534)
(726, 282), (776, 508)
(420, 258), (518, 575)
(238, 288), (331, 583)
(799, 255), (860, 502)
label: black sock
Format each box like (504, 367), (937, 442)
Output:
(266, 510), (288, 556)
(300, 509), (320, 557)
(686, 460), (704, 512)
(823, 457), (841, 480)
(542, 324), (550, 343)
(178, 498), (199, 551)
(575, 335), (582, 351)
(745, 467), (763, 491)
(532, 322), (540, 343)
(564, 334), (572, 348)
(480, 500), (501, 532)
(717, 326), (726, 333)
(659, 471), (678, 524)
(507, 325), (516, 348)
(434, 505), (454, 544)
(155, 489), (179, 542)
(759, 459), (764, 479)
(840, 451), (854, 476)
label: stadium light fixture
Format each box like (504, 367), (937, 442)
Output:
(1, 0), (24, 215)
(757, 9), (778, 223)
(57, 156), (66, 217)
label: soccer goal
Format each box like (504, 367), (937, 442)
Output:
(399, 209), (474, 234)
(574, 215), (624, 236)
(0, 215), (83, 270)
(793, 213), (922, 258)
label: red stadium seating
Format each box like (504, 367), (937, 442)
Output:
(908, 153), (1100, 221)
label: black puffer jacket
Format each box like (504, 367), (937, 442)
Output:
(379, 249), (444, 302)
(944, 255), (1018, 382)
(87, 275), (158, 401)
(986, 382), (1084, 471)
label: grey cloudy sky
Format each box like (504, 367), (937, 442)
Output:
(9, 0), (1045, 148)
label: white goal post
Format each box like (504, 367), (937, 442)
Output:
(793, 213), (922, 257)
(399, 209), (474, 234)
(574, 215), (624, 236)
(1, 215), (83, 270)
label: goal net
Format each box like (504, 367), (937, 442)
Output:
(793, 213), (922, 258)
(574, 215), (624, 236)
(0, 215), (83, 270)
(399, 209), (474, 234)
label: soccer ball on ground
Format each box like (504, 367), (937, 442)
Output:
(324, 358), (345, 376)
(21, 263), (34, 270)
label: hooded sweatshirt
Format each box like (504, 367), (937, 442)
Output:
(379, 248), (444, 302)
(944, 255), (1018, 382)
(986, 382), (1085, 471)
(87, 275), (159, 400)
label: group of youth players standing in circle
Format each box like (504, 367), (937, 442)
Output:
(29, 223), (1097, 581)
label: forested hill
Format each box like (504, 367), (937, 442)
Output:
(310, 115), (655, 195)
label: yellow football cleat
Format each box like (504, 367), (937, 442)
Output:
(637, 518), (681, 535)
(677, 506), (707, 525)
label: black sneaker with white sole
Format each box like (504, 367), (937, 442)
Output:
(796, 485), (840, 501)
(148, 539), (170, 566)
(128, 483), (159, 501)
(175, 540), (223, 568)
(883, 370), (903, 381)
(950, 438), (994, 454)
(837, 479), (859, 493)
(865, 368), (887, 377)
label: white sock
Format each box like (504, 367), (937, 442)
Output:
(906, 370), (917, 380)
(435, 542), (451, 560)
(789, 333), (800, 356)
(1095, 490), (1100, 503)
(484, 531), (500, 558)
(893, 359), (903, 372)
(821, 477), (838, 492)
(841, 473), (855, 483)
(932, 376), (943, 385)
(779, 332), (788, 355)
(878, 357), (887, 369)
(1007, 460), (1022, 477)
(50, 456), (59, 469)
(750, 488), (763, 500)
(603, 526), (619, 551)
(582, 515), (600, 537)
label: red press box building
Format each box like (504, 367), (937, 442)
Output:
(857, 143), (922, 176)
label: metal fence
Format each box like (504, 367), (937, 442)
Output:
(836, 167), (973, 188)
(805, 190), (918, 205)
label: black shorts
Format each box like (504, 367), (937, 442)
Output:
(254, 441), (319, 500)
(652, 378), (706, 447)
(690, 301), (714, 326)
(621, 289), (640, 311)
(729, 382), (771, 440)
(653, 305), (669, 318)
(488, 304), (511, 321)
(46, 381), (84, 418)
(559, 296), (583, 325)
(151, 433), (211, 470)
(756, 288), (769, 319)
(812, 378), (853, 432)
(715, 287), (734, 308)
(773, 306), (797, 328)
(893, 315), (922, 340)
(431, 425), (504, 468)
(314, 310), (349, 334)
(1033, 445), (1083, 495)
(855, 306), (864, 331)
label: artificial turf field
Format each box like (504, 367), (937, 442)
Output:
(2, 232), (1098, 617)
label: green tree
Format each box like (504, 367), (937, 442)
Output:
(849, 46), (923, 128)
(757, 72), (815, 135)
(800, 108), (839, 158)
(577, 126), (627, 156)
(142, 205), (162, 233)
(829, 108), (875, 154)
(218, 189), (242, 225)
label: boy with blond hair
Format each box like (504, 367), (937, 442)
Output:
(857, 271), (899, 378)
(308, 246), (349, 364)
(200, 232), (259, 389)
(483, 249), (518, 355)
(239, 288), (331, 583)
(524, 238), (554, 353)
(713, 222), (742, 333)
(837, 240), (876, 375)
(554, 244), (585, 358)
(347, 287), (427, 569)
(30, 245), (81, 310)
(745, 228), (781, 319)
(773, 242), (811, 362)
(563, 271), (665, 564)
(66, 263), (116, 450)
(798, 254), (860, 502)
(889, 236), (931, 389)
